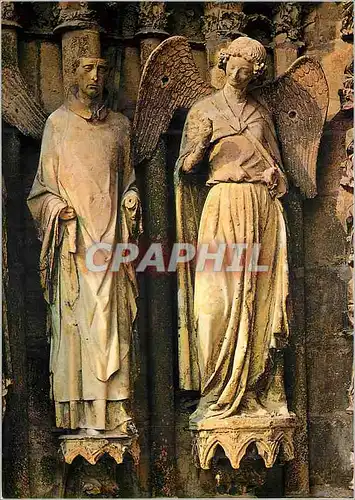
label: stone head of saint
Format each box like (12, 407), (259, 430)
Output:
(75, 57), (108, 102)
(218, 37), (267, 91)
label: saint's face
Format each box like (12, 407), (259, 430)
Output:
(225, 56), (254, 90)
(76, 58), (108, 99)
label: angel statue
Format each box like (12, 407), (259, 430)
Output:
(134, 35), (328, 429)
(27, 57), (142, 436)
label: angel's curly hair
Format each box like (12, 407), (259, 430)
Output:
(218, 36), (267, 77)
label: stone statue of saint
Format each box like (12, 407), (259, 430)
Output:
(134, 36), (328, 432)
(28, 57), (142, 436)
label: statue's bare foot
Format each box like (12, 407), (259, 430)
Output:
(239, 393), (269, 417)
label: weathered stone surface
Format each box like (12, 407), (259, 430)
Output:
(2, 126), (30, 498)
(305, 265), (350, 341)
(39, 41), (63, 113)
(308, 414), (353, 489)
(304, 195), (347, 267)
(18, 39), (41, 101)
(303, 2), (341, 52)
(303, 2), (353, 119)
(307, 346), (353, 414)
(317, 121), (353, 197)
(168, 4), (204, 42)
(1, 2), (353, 497)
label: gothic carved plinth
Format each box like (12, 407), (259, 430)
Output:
(59, 435), (140, 466)
(191, 415), (296, 470)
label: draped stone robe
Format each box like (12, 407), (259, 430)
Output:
(28, 95), (142, 431)
(176, 90), (290, 425)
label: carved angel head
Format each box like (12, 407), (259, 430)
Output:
(218, 36), (267, 80)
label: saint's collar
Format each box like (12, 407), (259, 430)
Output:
(67, 87), (109, 121)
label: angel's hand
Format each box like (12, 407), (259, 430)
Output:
(59, 206), (76, 221)
(181, 115), (213, 173)
(262, 166), (278, 186)
(198, 117), (213, 147)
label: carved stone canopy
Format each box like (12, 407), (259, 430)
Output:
(191, 414), (296, 470)
(59, 434), (140, 466)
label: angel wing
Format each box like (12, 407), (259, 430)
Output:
(133, 36), (213, 166)
(133, 36), (213, 389)
(253, 56), (329, 198)
(2, 66), (47, 140)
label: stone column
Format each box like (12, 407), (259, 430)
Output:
(54, 2), (101, 96)
(1, 4), (30, 496)
(337, 34), (354, 491)
(273, 3), (304, 74)
(203, 2), (247, 89)
(272, 3), (310, 497)
(17, 3), (63, 114)
(135, 3), (175, 497)
(137, 2), (169, 68)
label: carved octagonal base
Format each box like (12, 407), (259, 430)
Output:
(59, 434), (140, 466)
(191, 414), (296, 470)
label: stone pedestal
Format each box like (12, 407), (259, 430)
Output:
(59, 434), (140, 466)
(191, 415), (296, 470)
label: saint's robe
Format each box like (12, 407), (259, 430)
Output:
(28, 95), (142, 431)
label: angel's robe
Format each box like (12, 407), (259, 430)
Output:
(176, 89), (290, 424)
(27, 94), (141, 431)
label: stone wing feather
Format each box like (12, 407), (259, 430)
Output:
(133, 36), (213, 166)
(256, 56), (329, 198)
(2, 66), (47, 140)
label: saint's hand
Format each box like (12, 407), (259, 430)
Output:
(59, 206), (76, 221)
(123, 192), (141, 239)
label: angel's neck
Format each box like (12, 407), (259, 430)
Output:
(223, 83), (248, 103)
